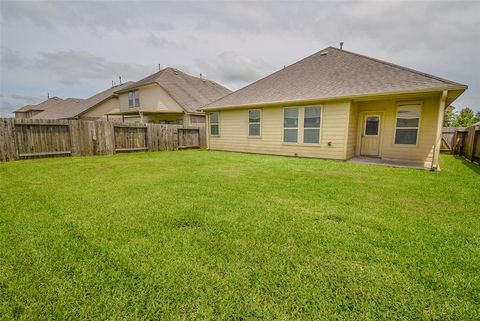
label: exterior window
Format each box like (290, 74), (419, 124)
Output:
(210, 112), (219, 136)
(283, 108), (298, 143)
(303, 107), (321, 144)
(395, 104), (421, 145)
(248, 109), (261, 137)
(176, 119), (183, 125)
(128, 90), (140, 108)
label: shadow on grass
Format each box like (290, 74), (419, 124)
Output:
(454, 155), (480, 175)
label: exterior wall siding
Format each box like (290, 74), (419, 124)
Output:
(81, 98), (120, 120)
(208, 101), (350, 160)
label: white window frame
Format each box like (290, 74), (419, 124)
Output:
(283, 107), (299, 144)
(394, 102), (422, 146)
(303, 106), (323, 144)
(209, 112), (220, 137)
(248, 109), (262, 137)
(363, 115), (381, 137)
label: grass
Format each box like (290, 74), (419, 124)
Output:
(0, 151), (479, 320)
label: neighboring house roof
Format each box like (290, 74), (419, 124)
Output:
(203, 47), (467, 110)
(115, 67), (232, 113)
(14, 97), (64, 113)
(32, 82), (134, 119)
(30, 98), (84, 119)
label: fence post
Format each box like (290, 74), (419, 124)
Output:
(0, 118), (19, 161)
(471, 129), (479, 162)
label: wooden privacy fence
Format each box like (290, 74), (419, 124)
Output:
(449, 123), (480, 164)
(0, 118), (205, 162)
(441, 127), (465, 152)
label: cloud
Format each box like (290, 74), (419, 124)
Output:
(146, 33), (179, 48)
(0, 93), (44, 116)
(0, 47), (24, 69)
(34, 50), (152, 85)
(196, 52), (275, 90)
(0, 1), (135, 31)
(0, 99), (18, 116)
(11, 94), (43, 104)
(0, 1), (479, 112)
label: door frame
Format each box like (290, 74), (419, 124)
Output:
(356, 111), (384, 157)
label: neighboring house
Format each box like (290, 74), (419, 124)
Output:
(14, 97), (64, 118)
(109, 67), (232, 125)
(201, 47), (467, 170)
(31, 82), (134, 120)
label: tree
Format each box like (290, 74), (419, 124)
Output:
(454, 107), (475, 127)
(443, 106), (457, 127)
(474, 111), (480, 124)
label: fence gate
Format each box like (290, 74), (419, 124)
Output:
(177, 128), (200, 149)
(113, 125), (147, 152)
(16, 122), (71, 158)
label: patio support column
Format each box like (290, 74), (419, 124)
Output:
(431, 90), (448, 170)
(140, 112), (144, 123)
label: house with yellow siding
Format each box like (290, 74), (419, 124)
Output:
(201, 47), (467, 170)
(110, 67), (231, 125)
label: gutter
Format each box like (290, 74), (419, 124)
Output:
(200, 86), (467, 112)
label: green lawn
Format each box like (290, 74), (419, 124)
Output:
(0, 151), (479, 320)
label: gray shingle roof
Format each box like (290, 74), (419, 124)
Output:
(32, 82), (134, 119)
(14, 97), (64, 113)
(115, 67), (232, 113)
(203, 47), (467, 110)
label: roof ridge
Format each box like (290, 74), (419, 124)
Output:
(327, 46), (466, 87)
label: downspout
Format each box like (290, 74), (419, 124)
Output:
(205, 112), (210, 150)
(431, 90), (448, 171)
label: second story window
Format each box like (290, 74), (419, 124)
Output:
(128, 90), (140, 108)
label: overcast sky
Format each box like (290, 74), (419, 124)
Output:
(1, 0), (479, 116)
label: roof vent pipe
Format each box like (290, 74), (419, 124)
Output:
(158, 64), (161, 71)
(340, 42), (344, 50)
(119, 76), (122, 85)
(200, 73), (202, 79)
